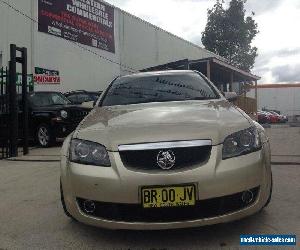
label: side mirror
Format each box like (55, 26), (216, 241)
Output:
(224, 92), (238, 102)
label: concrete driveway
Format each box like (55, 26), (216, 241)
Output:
(0, 126), (299, 249)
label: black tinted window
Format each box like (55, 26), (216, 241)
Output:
(102, 72), (219, 106)
(29, 92), (70, 106)
(67, 94), (78, 103)
(77, 94), (92, 103)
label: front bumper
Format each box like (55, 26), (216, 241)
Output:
(52, 120), (79, 138)
(60, 142), (272, 230)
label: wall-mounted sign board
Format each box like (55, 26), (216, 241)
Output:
(38, 0), (115, 53)
(34, 67), (61, 85)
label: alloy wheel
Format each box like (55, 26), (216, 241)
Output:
(38, 126), (50, 146)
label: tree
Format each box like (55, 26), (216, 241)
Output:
(202, 0), (258, 72)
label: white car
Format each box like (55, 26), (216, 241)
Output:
(60, 70), (272, 230)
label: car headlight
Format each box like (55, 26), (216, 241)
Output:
(222, 127), (261, 159)
(70, 139), (111, 166)
(60, 110), (68, 119)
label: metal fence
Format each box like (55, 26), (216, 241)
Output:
(0, 67), (9, 159)
(234, 96), (258, 121)
(0, 44), (32, 160)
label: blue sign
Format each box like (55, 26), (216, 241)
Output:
(240, 234), (296, 246)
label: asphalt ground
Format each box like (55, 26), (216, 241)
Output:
(0, 126), (299, 249)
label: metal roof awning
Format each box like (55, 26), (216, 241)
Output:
(140, 57), (260, 86)
(140, 57), (260, 117)
(189, 57), (260, 83)
(140, 59), (190, 72)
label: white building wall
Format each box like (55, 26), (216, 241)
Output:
(0, 0), (218, 92)
(0, 0), (34, 72)
(119, 12), (216, 73)
(248, 87), (300, 116)
(155, 26), (215, 63)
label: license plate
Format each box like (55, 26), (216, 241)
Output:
(141, 184), (196, 208)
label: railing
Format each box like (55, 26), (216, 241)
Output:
(0, 44), (30, 159)
(234, 96), (257, 121)
(0, 67), (9, 159)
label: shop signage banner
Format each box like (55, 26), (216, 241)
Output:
(38, 0), (115, 53)
(16, 74), (34, 87)
(34, 67), (61, 85)
(0, 74), (33, 87)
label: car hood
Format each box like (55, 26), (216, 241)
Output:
(74, 100), (252, 151)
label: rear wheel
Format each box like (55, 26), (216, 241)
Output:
(36, 124), (54, 147)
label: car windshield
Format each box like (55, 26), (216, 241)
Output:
(29, 92), (71, 106)
(101, 72), (220, 106)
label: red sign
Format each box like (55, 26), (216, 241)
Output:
(38, 0), (115, 53)
(34, 67), (61, 85)
(34, 75), (61, 85)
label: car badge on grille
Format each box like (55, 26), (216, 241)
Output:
(156, 150), (176, 170)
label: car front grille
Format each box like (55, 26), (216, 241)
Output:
(119, 146), (212, 171)
(68, 109), (89, 122)
(77, 187), (260, 223)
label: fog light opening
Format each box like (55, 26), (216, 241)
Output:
(83, 200), (96, 213)
(241, 190), (254, 204)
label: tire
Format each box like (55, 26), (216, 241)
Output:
(36, 124), (55, 147)
(60, 180), (76, 220)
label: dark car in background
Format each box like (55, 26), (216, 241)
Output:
(269, 111), (288, 123)
(0, 92), (91, 147)
(259, 111), (280, 123)
(258, 110), (288, 124)
(27, 92), (91, 147)
(64, 90), (102, 105)
(258, 111), (271, 124)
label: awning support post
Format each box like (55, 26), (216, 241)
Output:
(229, 71), (233, 92)
(206, 60), (211, 80)
(255, 80), (258, 112)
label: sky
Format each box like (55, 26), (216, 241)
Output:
(107, 0), (300, 84)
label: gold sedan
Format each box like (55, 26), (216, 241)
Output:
(60, 70), (272, 230)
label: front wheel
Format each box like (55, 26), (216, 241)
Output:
(36, 124), (55, 147)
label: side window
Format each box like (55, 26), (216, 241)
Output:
(67, 94), (78, 104)
(77, 94), (91, 103)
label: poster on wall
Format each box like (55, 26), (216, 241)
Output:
(34, 67), (61, 85)
(38, 0), (115, 53)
